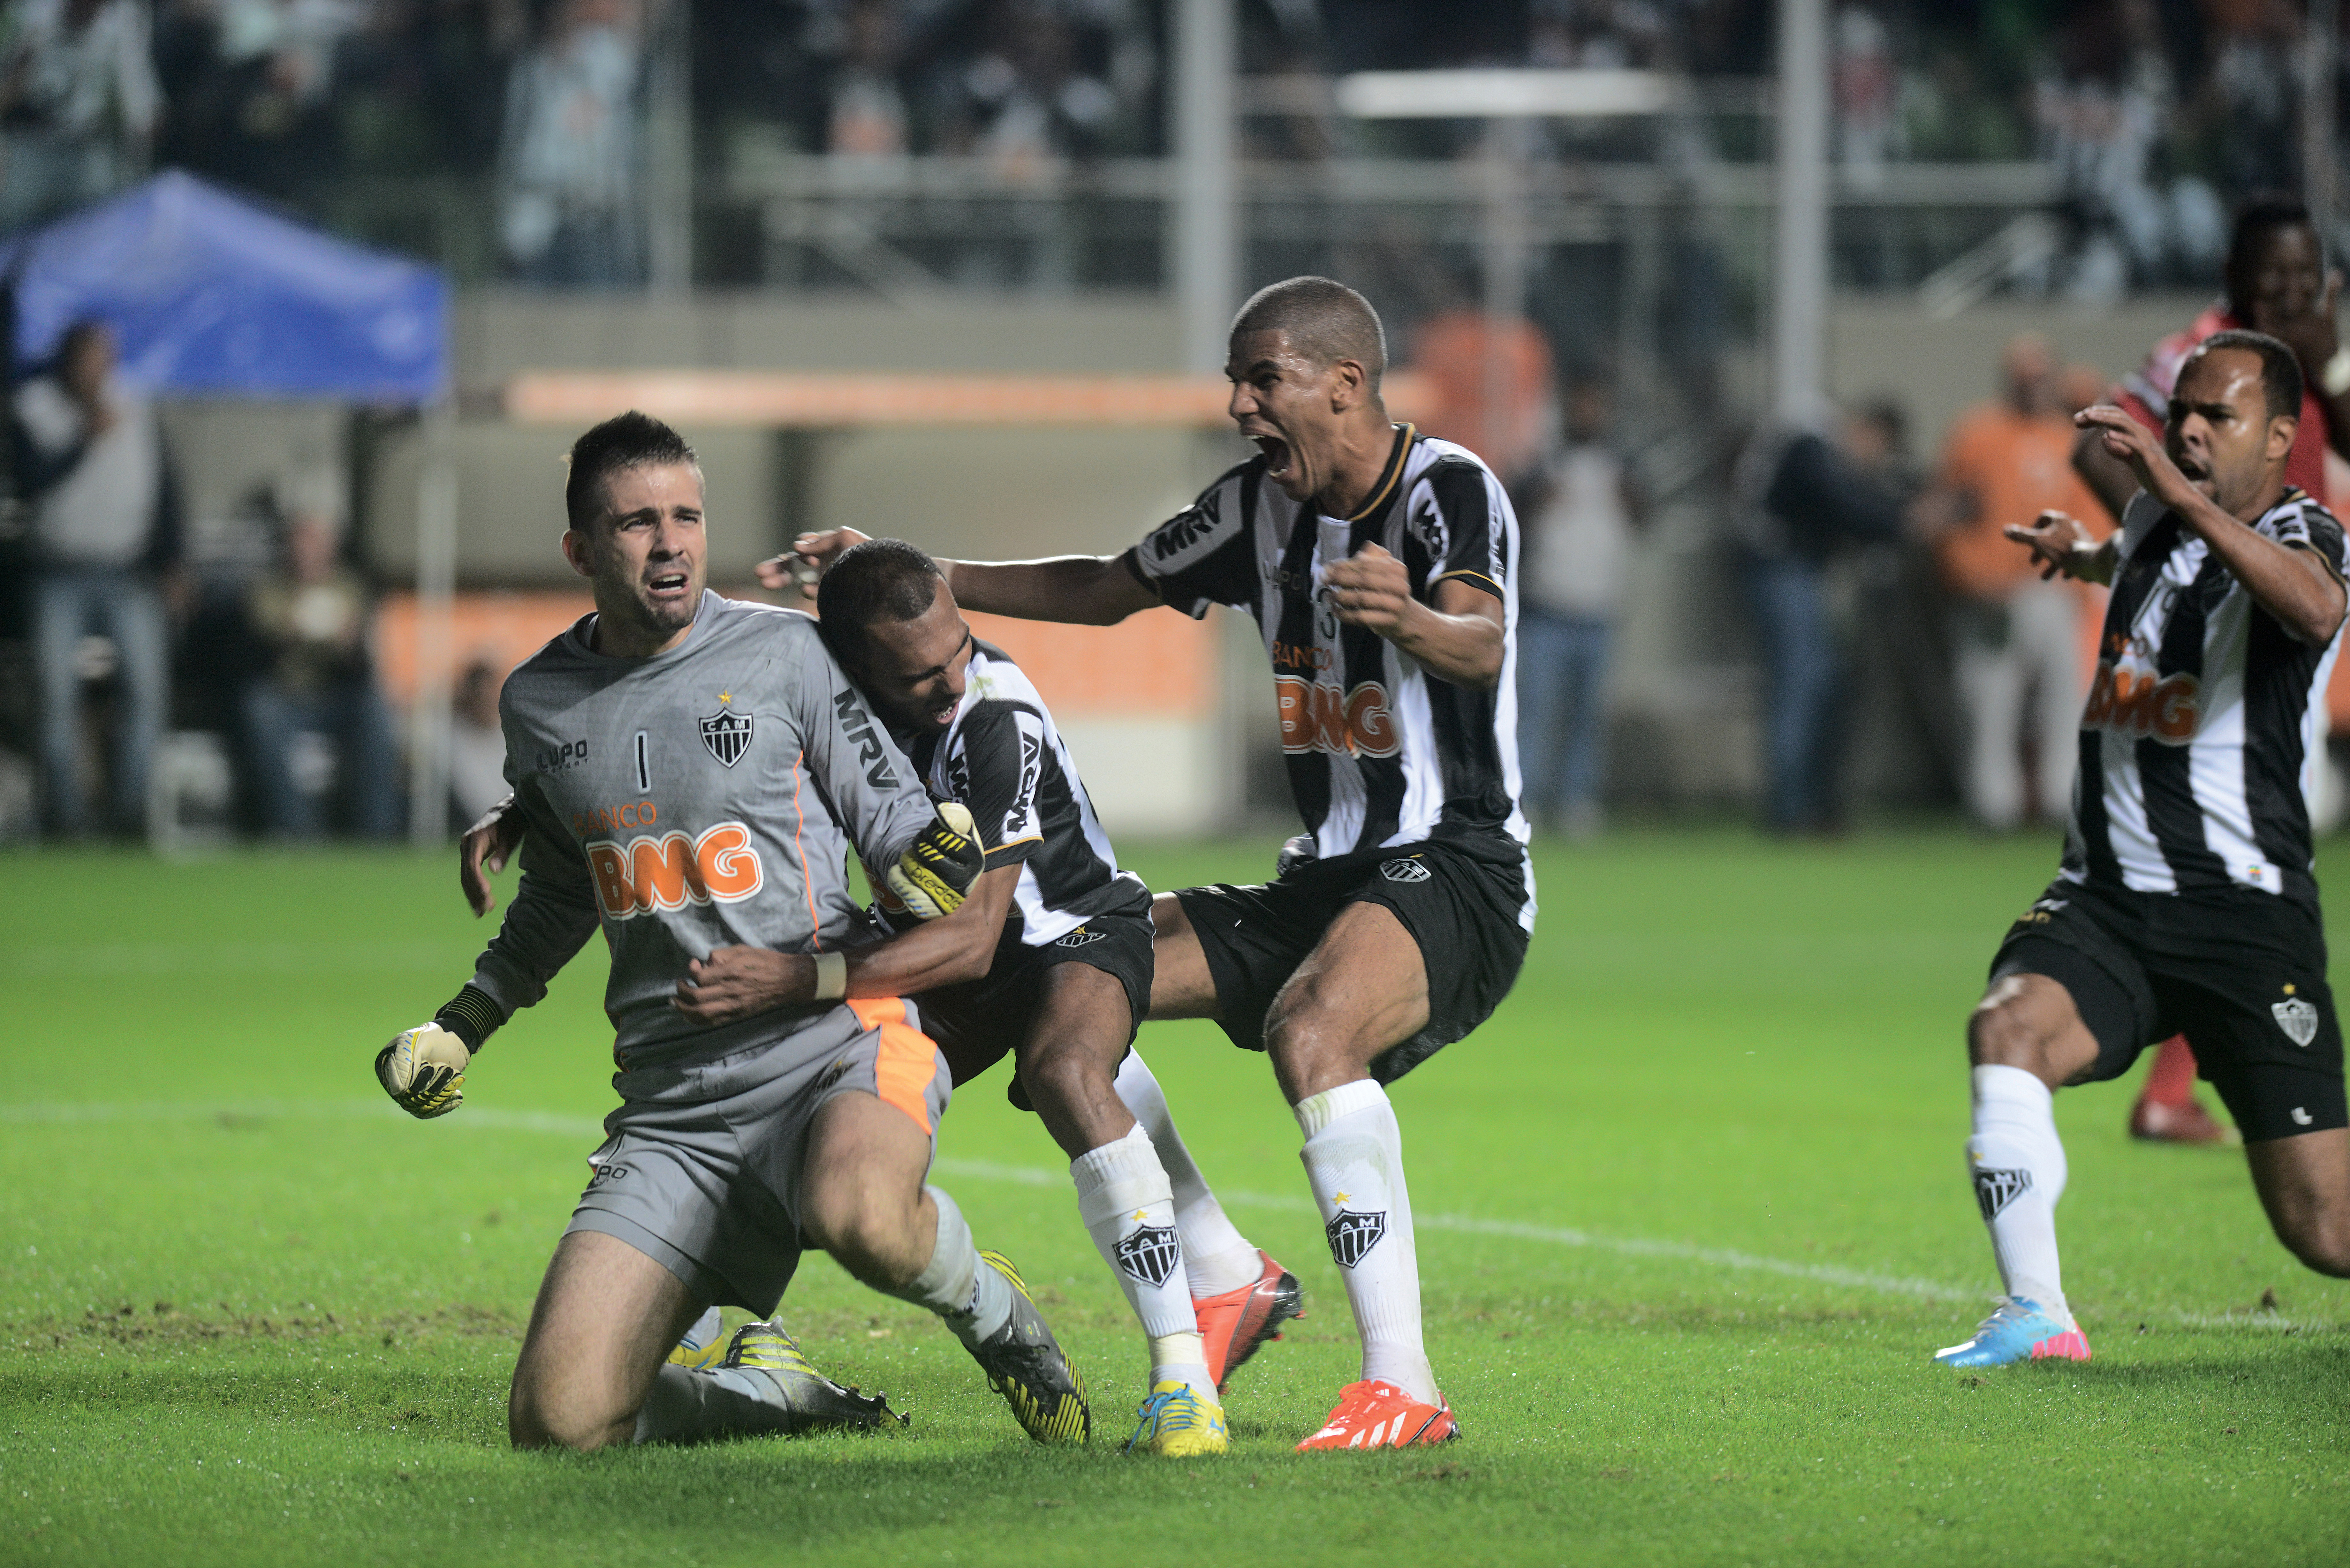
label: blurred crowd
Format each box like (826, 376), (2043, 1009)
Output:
(2, 0), (2345, 289)
(4, 318), (417, 841)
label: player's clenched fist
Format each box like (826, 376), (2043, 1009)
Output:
(755, 527), (873, 601)
(376, 1023), (472, 1119)
(884, 800), (983, 919)
(1323, 542), (1415, 635)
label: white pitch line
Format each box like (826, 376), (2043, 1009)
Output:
(0, 1101), (1976, 1304)
(12, 1101), (2333, 1328)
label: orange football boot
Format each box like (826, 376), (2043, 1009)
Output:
(1295, 1380), (1458, 1451)
(1194, 1249), (1304, 1391)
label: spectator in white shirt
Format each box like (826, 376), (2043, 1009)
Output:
(1516, 378), (1642, 837)
(16, 320), (179, 835)
(497, 0), (641, 286)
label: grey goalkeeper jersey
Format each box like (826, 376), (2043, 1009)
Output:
(468, 591), (934, 1067)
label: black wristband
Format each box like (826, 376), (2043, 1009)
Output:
(432, 984), (504, 1053)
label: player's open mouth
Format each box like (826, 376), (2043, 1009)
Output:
(646, 572), (691, 599)
(1252, 433), (1294, 480)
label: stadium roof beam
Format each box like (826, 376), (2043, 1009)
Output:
(1332, 68), (1679, 121)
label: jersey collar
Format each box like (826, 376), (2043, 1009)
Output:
(1336, 423), (1416, 524)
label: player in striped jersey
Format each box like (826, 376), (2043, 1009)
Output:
(804, 537), (1301, 1455)
(1941, 330), (2350, 1369)
(789, 277), (1532, 1449)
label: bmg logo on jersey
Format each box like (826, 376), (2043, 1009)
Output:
(586, 821), (766, 918)
(2082, 658), (2200, 744)
(1275, 675), (1399, 758)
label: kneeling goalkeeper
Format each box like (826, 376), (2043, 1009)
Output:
(377, 413), (1089, 1450)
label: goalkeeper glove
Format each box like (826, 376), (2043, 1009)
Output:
(376, 1022), (472, 1119)
(883, 801), (984, 920)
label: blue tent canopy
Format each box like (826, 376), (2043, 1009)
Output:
(0, 171), (447, 403)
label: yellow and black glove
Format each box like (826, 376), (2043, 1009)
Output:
(883, 801), (984, 920)
(375, 1023), (472, 1119)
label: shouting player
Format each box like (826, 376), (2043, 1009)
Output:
(2073, 195), (2350, 1146)
(788, 276), (1533, 1449)
(1941, 331), (2350, 1368)
(379, 412), (1091, 1449)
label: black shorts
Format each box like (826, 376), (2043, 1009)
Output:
(1990, 880), (2347, 1142)
(1174, 831), (1533, 1084)
(917, 911), (1155, 1100)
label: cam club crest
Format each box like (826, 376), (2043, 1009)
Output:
(699, 698), (754, 768)
(1972, 1167), (2030, 1222)
(1381, 857), (1431, 884)
(2273, 996), (2321, 1047)
(1114, 1224), (1182, 1288)
(1325, 1207), (1388, 1269)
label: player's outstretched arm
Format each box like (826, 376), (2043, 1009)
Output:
(761, 527), (1161, 627)
(1324, 544), (1505, 689)
(2004, 509), (2117, 585)
(674, 862), (1021, 1026)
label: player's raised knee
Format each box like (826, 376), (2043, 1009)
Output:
(1966, 975), (2069, 1073)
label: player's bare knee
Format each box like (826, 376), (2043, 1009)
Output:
(507, 1377), (625, 1452)
(1967, 988), (2052, 1074)
(2281, 1215), (2350, 1278)
(802, 1184), (923, 1290)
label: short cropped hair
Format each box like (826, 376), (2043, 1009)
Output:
(2182, 328), (2303, 422)
(564, 411), (700, 531)
(2227, 193), (2316, 283)
(1229, 276), (1387, 393)
(816, 537), (945, 667)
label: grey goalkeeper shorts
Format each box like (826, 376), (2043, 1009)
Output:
(564, 997), (952, 1315)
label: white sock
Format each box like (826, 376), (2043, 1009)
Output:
(1968, 1064), (2070, 1317)
(1072, 1122), (1214, 1396)
(1296, 1079), (1435, 1406)
(883, 1185), (1014, 1349)
(1113, 1050), (1261, 1297)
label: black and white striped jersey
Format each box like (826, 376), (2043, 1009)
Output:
(2062, 488), (2347, 909)
(1127, 424), (1533, 919)
(905, 639), (1151, 948)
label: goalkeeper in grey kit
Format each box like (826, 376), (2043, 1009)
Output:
(375, 412), (1090, 1451)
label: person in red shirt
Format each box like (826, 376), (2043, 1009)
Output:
(2073, 194), (2350, 1146)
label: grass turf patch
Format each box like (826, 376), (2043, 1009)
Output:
(2, 832), (2347, 1565)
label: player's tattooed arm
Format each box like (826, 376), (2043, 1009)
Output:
(2005, 509), (2118, 586)
(672, 864), (1020, 1025)
(1323, 543), (1505, 689)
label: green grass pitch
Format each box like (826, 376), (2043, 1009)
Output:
(3, 832), (2346, 1566)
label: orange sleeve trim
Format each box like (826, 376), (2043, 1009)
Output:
(792, 749), (823, 951)
(848, 997), (941, 1135)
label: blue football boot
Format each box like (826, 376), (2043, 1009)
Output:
(1933, 1297), (2091, 1368)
